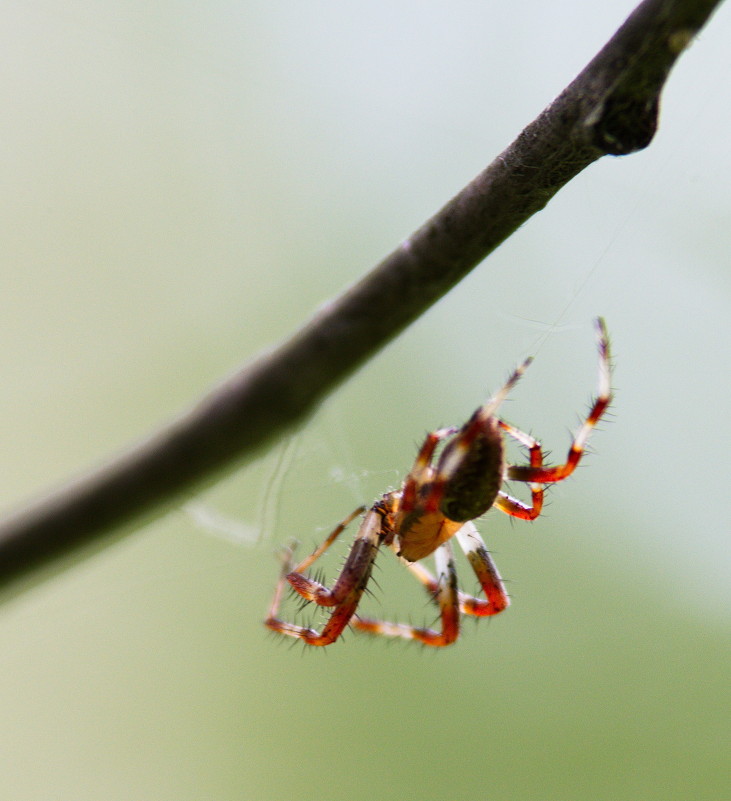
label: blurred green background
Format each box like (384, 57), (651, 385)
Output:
(1, 2), (729, 799)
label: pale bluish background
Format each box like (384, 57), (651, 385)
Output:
(0, 2), (729, 799)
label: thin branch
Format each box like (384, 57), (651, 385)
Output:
(0, 0), (723, 597)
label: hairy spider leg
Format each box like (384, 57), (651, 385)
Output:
(359, 521), (510, 620)
(288, 505), (367, 579)
(506, 317), (612, 486)
(454, 522), (510, 615)
(352, 520), (510, 643)
(494, 420), (545, 520)
(264, 505), (364, 628)
(398, 426), (457, 517)
(353, 538), (461, 646)
(264, 505), (384, 646)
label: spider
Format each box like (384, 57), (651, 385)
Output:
(265, 318), (612, 647)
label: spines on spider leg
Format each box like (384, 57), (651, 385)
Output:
(307, 584), (371, 646)
(480, 356), (534, 420)
(399, 427), (457, 515)
(267, 575), (371, 646)
(494, 488), (543, 521)
(595, 316), (612, 401)
(290, 505), (366, 574)
(455, 523), (509, 616)
(264, 539), (297, 625)
(497, 421), (544, 519)
(425, 541), (461, 644)
(265, 506), (385, 646)
(287, 534), (377, 607)
(507, 319), (613, 484)
(563, 318), (612, 467)
(353, 542), (461, 646)
(288, 506), (382, 606)
(276, 505), (364, 607)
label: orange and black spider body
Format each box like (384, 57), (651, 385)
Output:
(437, 412), (506, 523)
(266, 319), (612, 647)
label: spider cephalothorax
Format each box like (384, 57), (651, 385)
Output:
(266, 319), (612, 647)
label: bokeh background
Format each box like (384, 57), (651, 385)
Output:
(1, 2), (729, 799)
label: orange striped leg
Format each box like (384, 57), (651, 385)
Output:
(352, 540), (461, 646)
(284, 505), (366, 604)
(496, 420), (545, 520)
(387, 522), (509, 618)
(473, 356), (534, 423)
(399, 427), (457, 515)
(455, 522), (510, 615)
(507, 317), (612, 485)
(265, 505), (383, 646)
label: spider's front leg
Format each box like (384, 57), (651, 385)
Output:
(506, 317), (612, 488)
(399, 426), (458, 515)
(264, 504), (386, 647)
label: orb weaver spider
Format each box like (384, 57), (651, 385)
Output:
(265, 318), (612, 647)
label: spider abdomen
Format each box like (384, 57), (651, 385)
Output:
(395, 512), (462, 562)
(437, 413), (505, 522)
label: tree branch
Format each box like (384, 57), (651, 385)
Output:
(0, 0), (723, 596)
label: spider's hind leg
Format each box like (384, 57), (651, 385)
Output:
(265, 504), (385, 647)
(389, 522), (510, 619)
(352, 540), (461, 646)
(283, 505), (366, 606)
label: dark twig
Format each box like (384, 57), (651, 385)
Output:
(0, 0), (723, 597)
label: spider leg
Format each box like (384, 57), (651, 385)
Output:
(455, 522), (510, 615)
(290, 505), (367, 576)
(352, 540), (461, 646)
(496, 420), (544, 520)
(264, 506), (363, 628)
(399, 426), (457, 515)
(386, 522), (509, 617)
(506, 317), (611, 485)
(264, 505), (382, 646)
